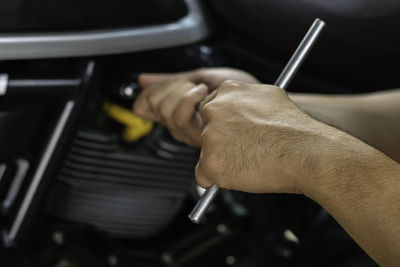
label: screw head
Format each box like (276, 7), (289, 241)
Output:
(108, 254), (118, 266)
(225, 255), (236, 265)
(216, 224), (230, 235)
(51, 231), (65, 246)
(161, 253), (173, 265)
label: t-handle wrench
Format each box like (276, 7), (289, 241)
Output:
(188, 18), (326, 224)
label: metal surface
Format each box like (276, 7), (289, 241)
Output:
(188, 18), (325, 224)
(188, 184), (219, 224)
(0, 164), (6, 184)
(275, 18), (326, 89)
(0, 0), (208, 60)
(0, 74), (8, 95)
(2, 159), (30, 213)
(5, 101), (75, 244)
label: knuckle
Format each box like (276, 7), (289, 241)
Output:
(194, 67), (206, 77)
(187, 136), (201, 148)
(170, 78), (192, 88)
(195, 179), (209, 189)
(195, 160), (215, 188)
(200, 127), (219, 145)
(147, 94), (158, 108)
(221, 79), (241, 89)
(175, 116), (187, 129)
(195, 172), (211, 189)
(170, 131), (186, 144)
(181, 91), (195, 105)
(201, 103), (218, 119)
(183, 89), (196, 100)
(159, 104), (170, 119)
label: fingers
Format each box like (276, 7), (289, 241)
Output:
(194, 80), (246, 189)
(139, 68), (207, 89)
(138, 70), (201, 88)
(134, 72), (197, 121)
(159, 83), (208, 147)
(134, 71), (253, 149)
(157, 82), (193, 124)
(173, 84), (208, 146)
(197, 80), (240, 125)
(133, 77), (209, 147)
(156, 83), (195, 143)
(138, 73), (172, 88)
(133, 80), (173, 121)
(195, 151), (214, 189)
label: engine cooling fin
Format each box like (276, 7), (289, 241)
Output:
(47, 126), (198, 238)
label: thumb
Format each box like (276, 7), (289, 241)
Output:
(138, 73), (173, 88)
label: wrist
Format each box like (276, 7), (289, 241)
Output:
(301, 130), (399, 203)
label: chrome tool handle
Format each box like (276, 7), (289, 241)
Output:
(188, 18), (326, 224)
(275, 18), (326, 89)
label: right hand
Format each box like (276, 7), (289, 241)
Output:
(195, 80), (363, 196)
(133, 68), (259, 147)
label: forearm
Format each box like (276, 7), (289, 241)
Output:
(289, 90), (400, 162)
(302, 134), (400, 266)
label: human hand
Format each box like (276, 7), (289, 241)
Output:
(133, 68), (259, 147)
(195, 80), (352, 196)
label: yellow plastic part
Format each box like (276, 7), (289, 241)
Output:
(103, 102), (153, 142)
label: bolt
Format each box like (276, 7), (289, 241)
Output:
(216, 224), (230, 235)
(199, 45), (212, 55)
(108, 254), (118, 266)
(123, 86), (134, 97)
(120, 83), (139, 99)
(225, 255), (236, 265)
(161, 253), (173, 265)
(52, 231), (65, 246)
(283, 229), (299, 244)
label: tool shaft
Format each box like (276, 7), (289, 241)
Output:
(188, 18), (325, 224)
(275, 18), (325, 89)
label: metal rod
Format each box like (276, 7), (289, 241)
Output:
(275, 18), (326, 89)
(188, 18), (326, 224)
(188, 184), (220, 223)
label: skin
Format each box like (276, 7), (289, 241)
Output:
(133, 68), (400, 266)
(133, 68), (259, 147)
(134, 68), (400, 162)
(291, 90), (400, 162)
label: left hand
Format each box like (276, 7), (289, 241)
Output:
(134, 78), (208, 147)
(133, 68), (259, 147)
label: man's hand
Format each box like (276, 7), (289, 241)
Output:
(133, 68), (259, 147)
(195, 80), (400, 266)
(195, 80), (339, 194)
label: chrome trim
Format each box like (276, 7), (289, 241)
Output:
(0, 0), (209, 60)
(2, 159), (30, 213)
(0, 163), (6, 183)
(6, 101), (75, 243)
(0, 74), (8, 95)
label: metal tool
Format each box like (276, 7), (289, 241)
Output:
(188, 18), (326, 224)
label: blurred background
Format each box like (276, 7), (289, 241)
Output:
(1, 0), (399, 266)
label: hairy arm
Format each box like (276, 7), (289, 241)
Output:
(134, 68), (400, 162)
(303, 133), (400, 267)
(196, 81), (400, 266)
(290, 89), (400, 162)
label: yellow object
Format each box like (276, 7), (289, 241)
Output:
(103, 102), (153, 142)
